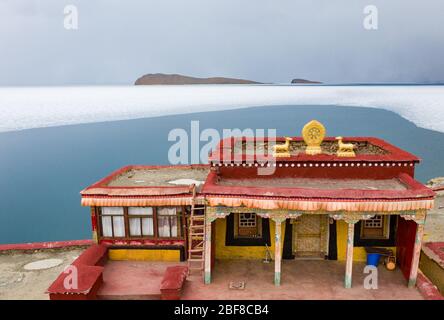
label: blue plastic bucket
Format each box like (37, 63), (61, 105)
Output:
(367, 253), (381, 266)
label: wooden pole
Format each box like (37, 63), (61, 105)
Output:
(274, 219), (283, 286)
(204, 220), (212, 284)
(90, 207), (98, 244)
(345, 222), (355, 288)
(408, 223), (424, 288)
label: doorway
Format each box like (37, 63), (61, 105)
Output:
(292, 215), (328, 259)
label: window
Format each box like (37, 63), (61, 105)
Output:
(98, 206), (184, 239)
(128, 207), (154, 237)
(360, 215), (390, 239)
(225, 212), (269, 246)
(238, 212), (258, 237)
(101, 207), (125, 237)
(157, 207), (182, 238)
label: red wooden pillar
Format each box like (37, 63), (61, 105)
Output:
(90, 207), (98, 244)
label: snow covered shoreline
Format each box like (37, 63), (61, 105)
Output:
(0, 85), (443, 133)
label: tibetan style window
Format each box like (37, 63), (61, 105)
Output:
(101, 207), (125, 238)
(360, 215), (390, 239)
(225, 212), (270, 246)
(98, 206), (184, 240)
(237, 212), (260, 238)
(157, 207), (182, 238)
(128, 207), (154, 237)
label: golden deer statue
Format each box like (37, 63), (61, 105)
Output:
(335, 136), (356, 157)
(273, 137), (292, 157)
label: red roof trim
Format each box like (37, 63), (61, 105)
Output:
(200, 171), (435, 200)
(208, 136), (421, 163)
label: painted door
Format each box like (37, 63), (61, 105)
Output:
(396, 217), (417, 280)
(293, 215), (327, 258)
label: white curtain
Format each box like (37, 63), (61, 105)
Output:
(157, 207), (178, 237)
(128, 207), (154, 236)
(102, 207), (125, 237)
(101, 216), (113, 237)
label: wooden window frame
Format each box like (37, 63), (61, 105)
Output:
(98, 207), (126, 238)
(127, 207), (155, 238)
(97, 206), (185, 241)
(225, 212), (270, 246)
(236, 212), (261, 239)
(156, 207), (184, 239)
(360, 215), (390, 240)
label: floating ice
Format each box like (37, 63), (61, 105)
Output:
(0, 85), (443, 133)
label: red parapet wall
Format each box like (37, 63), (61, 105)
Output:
(0, 239), (93, 251)
(47, 244), (108, 300)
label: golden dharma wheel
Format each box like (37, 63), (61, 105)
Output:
(302, 120), (326, 155)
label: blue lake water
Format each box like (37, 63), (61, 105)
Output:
(0, 105), (443, 244)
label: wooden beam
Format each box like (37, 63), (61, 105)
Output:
(345, 222), (355, 288)
(204, 220), (212, 284)
(408, 223), (425, 288)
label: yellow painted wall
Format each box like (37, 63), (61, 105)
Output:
(215, 218), (285, 259)
(108, 249), (181, 262)
(336, 220), (396, 261)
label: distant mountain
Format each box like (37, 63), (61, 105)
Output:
(135, 73), (261, 85)
(291, 78), (322, 84)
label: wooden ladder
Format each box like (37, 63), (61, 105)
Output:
(187, 186), (205, 276)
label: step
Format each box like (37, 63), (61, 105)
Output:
(188, 258), (204, 262)
(189, 248), (204, 253)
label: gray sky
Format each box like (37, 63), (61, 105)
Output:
(1, 0), (443, 86)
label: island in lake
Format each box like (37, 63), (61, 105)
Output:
(134, 73), (322, 85)
(135, 73), (261, 85)
(291, 78), (322, 84)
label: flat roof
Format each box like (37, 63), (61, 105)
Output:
(201, 172), (435, 200)
(81, 165), (210, 197)
(106, 166), (209, 187)
(208, 137), (420, 163)
(216, 177), (408, 191)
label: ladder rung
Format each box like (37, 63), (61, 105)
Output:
(188, 258), (204, 262)
(189, 249), (204, 253)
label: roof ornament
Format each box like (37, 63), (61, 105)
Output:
(302, 120), (325, 155)
(336, 136), (356, 157)
(272, 137), (292, 158)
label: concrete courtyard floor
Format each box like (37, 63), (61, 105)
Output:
(0, 252), (425, 300)
(182, 260), (423, 300)
(0, 248), (84, 300)
(97, 259), (423, 300)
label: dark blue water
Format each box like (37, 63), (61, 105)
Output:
(1, 105), (443, 244)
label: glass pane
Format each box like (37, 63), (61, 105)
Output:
(101, 216), (113, 237)
(158, 207), (177, 216)
(113, 216), (125, 237)
(102, 207), (124, 215)
(142, 217), (154, 236)
(158, 216), (171, 237)
(128, 207), (153, 216)
(171, 216), (178, 237)
(129, 218), (141, 236)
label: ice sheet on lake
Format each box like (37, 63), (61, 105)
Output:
(0, 85), (443, 133)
